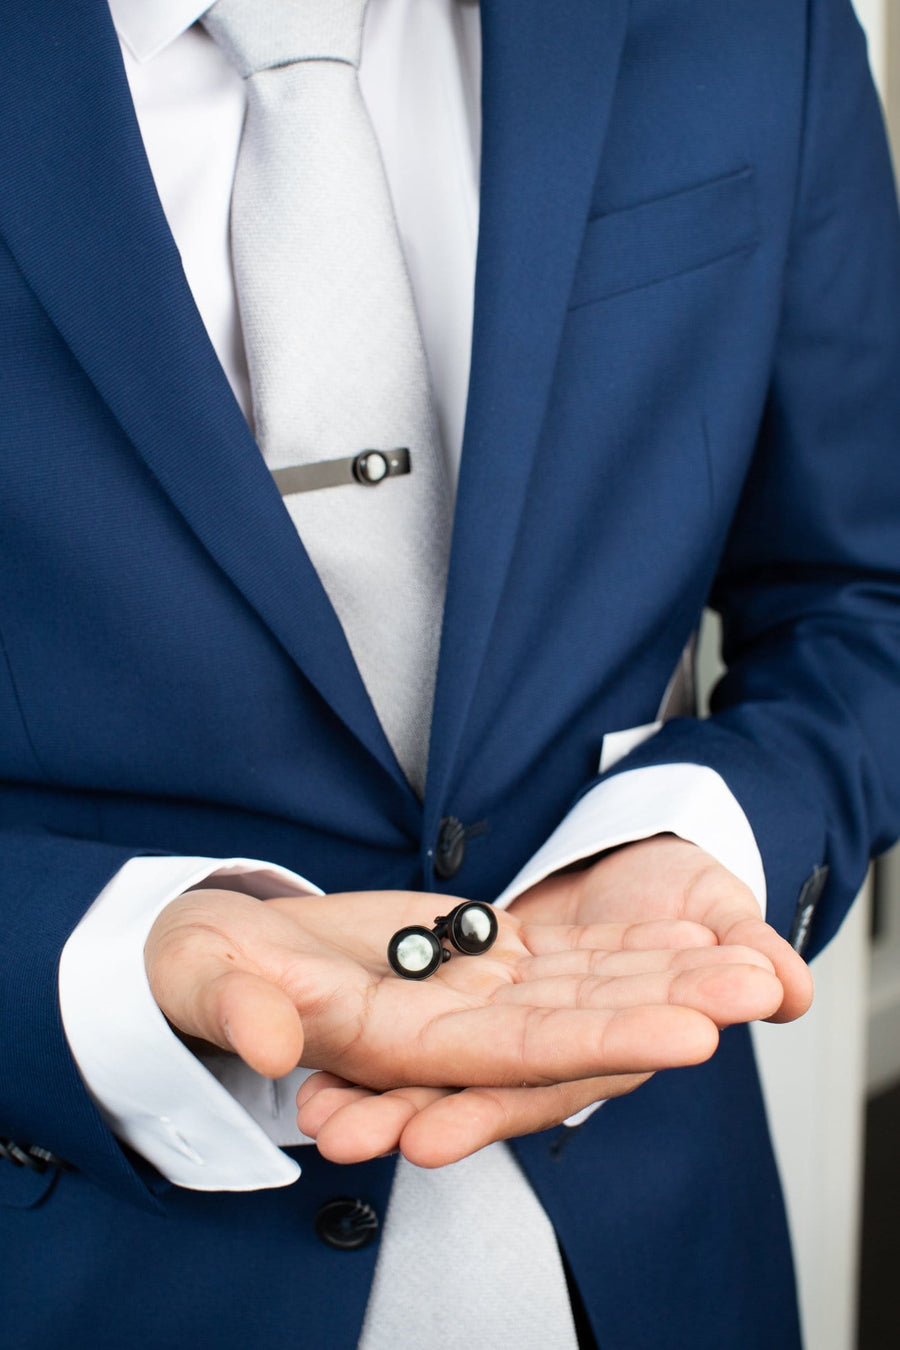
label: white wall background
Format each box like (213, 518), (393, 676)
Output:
(752, 897), (869, 1350)
(856, 1), (900, 1103)
(854, 0), (887, 94)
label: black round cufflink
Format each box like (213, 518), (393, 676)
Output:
(387, 902), (499, 979)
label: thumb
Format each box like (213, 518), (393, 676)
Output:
(719, 916), (814, 1024)
(152, 952), (305, 1078)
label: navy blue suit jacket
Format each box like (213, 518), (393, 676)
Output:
(2, 0), (900, 1346)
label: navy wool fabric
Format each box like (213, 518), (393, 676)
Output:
(1, 1), (899, 1346)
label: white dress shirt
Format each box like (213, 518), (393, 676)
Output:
(58, 0), (766, 1192)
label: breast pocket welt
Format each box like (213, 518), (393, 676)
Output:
(569, 166), (759, 309)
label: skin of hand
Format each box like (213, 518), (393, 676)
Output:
(145, 879), (784, 1123)
(295, 837), (814, 1166)
(510, 835), (814, 1023)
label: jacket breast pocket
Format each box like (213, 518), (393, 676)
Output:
(569, 166), (759, 309)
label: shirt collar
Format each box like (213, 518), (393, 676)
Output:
(108, 0), (210, 62)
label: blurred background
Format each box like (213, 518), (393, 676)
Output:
(698, 11), (900, 1345)
(850, 19), (900, 1350)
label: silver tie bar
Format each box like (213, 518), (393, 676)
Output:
(272, 448), (411, 496)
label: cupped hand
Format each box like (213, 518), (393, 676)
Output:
(295, 913), (784, 1165)
(509, 835), (814, 1024)
(293, 838), (812, 1166)
(296, 1068), (650, 1167)
(145, 885), (783, 1092)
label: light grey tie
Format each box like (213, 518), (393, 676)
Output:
(201, 4), (579, 1345)
(202, 0), (452, 796)
(360, 1145), (581, 1350)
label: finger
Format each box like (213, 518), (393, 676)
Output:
(379, 1003), (722, 1088)
(516, 941), (775, 982)
(294, 1066), (658, 1168)
(493, 963), (784, 1026)
(518, 918), (717, 957)
(296, 1070), (357, 1113)
(297, 1076), (382, 1140)
(313, 1086), (452, 1164)
(398, 1075), (649, 1168)
(301, 1075), (635, 1167)
(296, 1080), (383, 1134)
(707, 914), (814, 1023)
(665, 863), (812, 1022)
(163, 960), (305, 1078)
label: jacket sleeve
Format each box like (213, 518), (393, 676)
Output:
(58, 855), (320, 1191)
(0, 827), (166, 1209)
(577, 0), (900, 961)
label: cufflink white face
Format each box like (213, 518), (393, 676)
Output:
(387, 926), (446, 980)
(387, 902), (499, 979)
(444, 901), (496, 954)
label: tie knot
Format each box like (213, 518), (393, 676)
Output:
(202, 0), (369, 76)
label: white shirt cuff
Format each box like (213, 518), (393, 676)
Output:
(493, 725), (766, 1126)
(58, 854), (323, 1191)
(495, 730), (766, 916)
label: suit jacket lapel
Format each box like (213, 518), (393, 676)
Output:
(426, 0), (630, 819)
(0, 0), (629, 815)
(0, 0), (408, 792)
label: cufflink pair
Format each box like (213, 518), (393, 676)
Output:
(388, 902), (498, 980)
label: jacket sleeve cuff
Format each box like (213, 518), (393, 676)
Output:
(58, 855), (322, 1191)
(494, 740), (766, 916)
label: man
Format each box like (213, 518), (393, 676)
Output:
(1, 0), (898, 1347)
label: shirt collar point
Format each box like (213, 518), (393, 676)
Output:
(108, 0), (211, 63)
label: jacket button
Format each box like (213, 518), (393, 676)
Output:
(434, 816), (467, 880)
(314, 1197), (379, 1250)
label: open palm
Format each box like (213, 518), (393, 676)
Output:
(293, 839), (811, 1165)
(145, 883), (782, 1093)
(511, 835), (814, 1023)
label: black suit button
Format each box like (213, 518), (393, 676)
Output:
(314, 1197), (379, 1250)
(434, 816), (467, 879)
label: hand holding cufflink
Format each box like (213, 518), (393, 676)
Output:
(388, 902), (499, 979)
(148, 882), (788, 1128)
